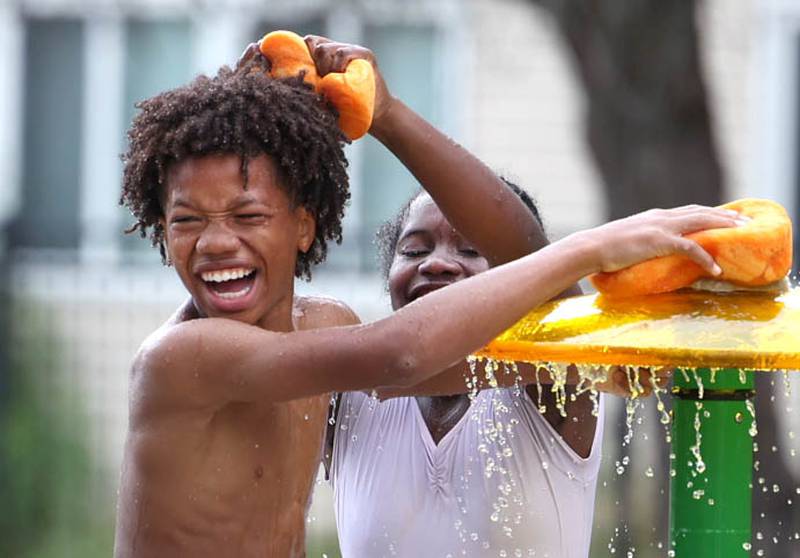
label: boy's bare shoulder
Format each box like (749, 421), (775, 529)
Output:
(128, 316), (248, 412)
(130, 318), (193, 382)
(293, 295), (361, 329)
(130, 301), (224, 387)
(129, 297), (200, 378)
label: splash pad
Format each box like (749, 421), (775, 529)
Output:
(477, 286), (800, 556)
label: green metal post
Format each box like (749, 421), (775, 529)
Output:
(670, 369), (755, 556)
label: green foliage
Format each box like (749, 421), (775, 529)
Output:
(305, 530), (342, 558)
(0, 303), (113, 558)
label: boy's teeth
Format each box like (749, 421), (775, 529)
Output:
(201, 268), (254, 283)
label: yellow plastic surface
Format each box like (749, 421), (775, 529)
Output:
(477, 286), (800, 370)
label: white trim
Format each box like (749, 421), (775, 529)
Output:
(80, 15), (125, 264)
(0, 5), (24, 254)
(18, 0), (331, 21)
(755, 0), (800, 214)
(356, 0), (460, 27)
(21, 0), (189, 19)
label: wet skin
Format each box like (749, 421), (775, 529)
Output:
(114, 154), (358, 558)
(387, 195), (597, 454)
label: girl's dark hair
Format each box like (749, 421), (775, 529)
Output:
(120, 57), (350, 280)
(374, 178), (543, 279)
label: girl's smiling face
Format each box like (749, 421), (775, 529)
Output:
(388, 193), (489, 310)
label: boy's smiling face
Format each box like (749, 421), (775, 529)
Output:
(161, 153), (315, 329)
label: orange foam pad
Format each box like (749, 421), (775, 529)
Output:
(590, 198), (793, 297)
(258, 30), (376, 140)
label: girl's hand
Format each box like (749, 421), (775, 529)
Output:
(575, 205), (746, 276)
(303, 35), (395, 128)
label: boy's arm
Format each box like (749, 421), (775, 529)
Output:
(138, 207), (733, 411)
(139, 240), (589, 411)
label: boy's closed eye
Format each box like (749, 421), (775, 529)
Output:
(236, 213), (269, 224)
(171, 215), (202, 225)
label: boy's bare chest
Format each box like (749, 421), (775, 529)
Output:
(166, 395), (331, 522)
(214, 394), (331, 463)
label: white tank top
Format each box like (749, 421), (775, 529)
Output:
(331, 388), (604, 558)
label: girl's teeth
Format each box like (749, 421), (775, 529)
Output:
(217, 285), (253, 299)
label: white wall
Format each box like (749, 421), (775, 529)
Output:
(467, 0), (604, 240)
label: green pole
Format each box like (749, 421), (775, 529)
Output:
(670, 368), (755, 556)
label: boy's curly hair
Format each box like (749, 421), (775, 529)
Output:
(120, 57), (350, 280)
(374, 179), (543, 280)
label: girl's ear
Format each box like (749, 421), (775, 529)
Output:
(295, 206), (316, 253)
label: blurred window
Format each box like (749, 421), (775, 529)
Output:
(120, 19), (193, 257)
(9, 19), (84, 251)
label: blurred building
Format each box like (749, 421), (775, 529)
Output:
(0, 0), (796, 555)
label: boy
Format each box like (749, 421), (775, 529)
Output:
(113, 37), (738, 557)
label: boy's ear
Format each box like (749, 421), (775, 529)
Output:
(295, 206), (316, 254)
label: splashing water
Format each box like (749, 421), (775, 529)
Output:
(692, 369), (705, 400)
(328, 393), (338, 426)
(533, 364), (545, 413)
(460, 354), (800, 555)
(651, 378), (672, 443)
(689, 401), (706, 476)
(484, 358), (499, 389)
(746, 399), (758, 437)
(466, 355), (480, 400)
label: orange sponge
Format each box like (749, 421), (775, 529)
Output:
(317, 59), (376, 140)
(258, 30), (319, 88)
(590, 198), (793, 297)
(258, 30), (376, 140)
